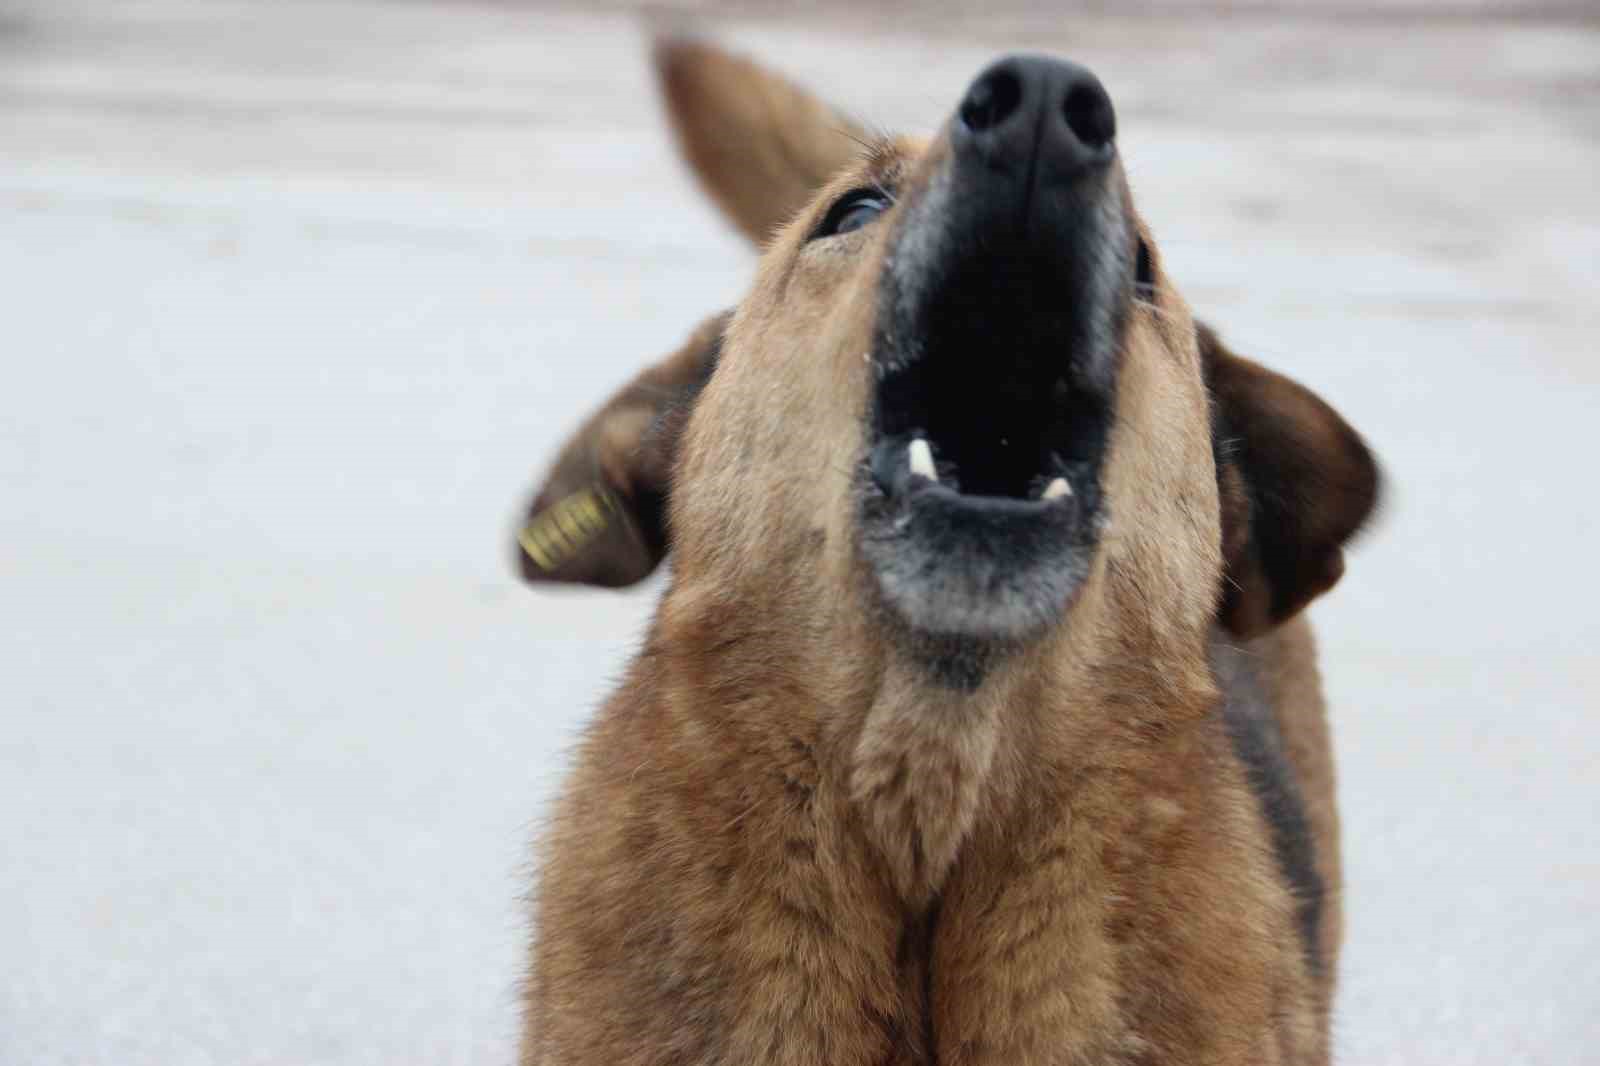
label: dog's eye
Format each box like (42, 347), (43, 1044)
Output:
(814, 190), (889, 240)
(1134, 238), (1157, 301)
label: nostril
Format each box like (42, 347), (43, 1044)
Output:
(960, 67), (1023, 133)
(1062, 81), (1115, 149)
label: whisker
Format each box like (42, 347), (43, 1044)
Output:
(832, 125), (880, 155)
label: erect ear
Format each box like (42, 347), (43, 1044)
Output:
(513, 312), (728, 589)
(1202, 324), (1381, 637)
(654, 38), (872, 245)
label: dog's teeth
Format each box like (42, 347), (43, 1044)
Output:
(908, 439), (937, 482)
(1042, 477), (1071, 501)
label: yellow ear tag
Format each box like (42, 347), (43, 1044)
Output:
(518, 485), (622, 572)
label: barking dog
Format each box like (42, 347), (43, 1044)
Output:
(513, 42), (1379, 1066)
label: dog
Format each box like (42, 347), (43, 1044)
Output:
(512, 40), (1379, 1066)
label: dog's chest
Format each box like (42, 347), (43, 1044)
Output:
(848, 683), (1002, 905)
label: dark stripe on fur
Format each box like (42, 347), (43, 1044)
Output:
(1211, 639), (1324, 974)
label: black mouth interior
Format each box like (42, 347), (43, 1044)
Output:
(872, 277), (1112, 502)
(877, 355), (1105, 499)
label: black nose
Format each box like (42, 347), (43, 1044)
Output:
(955, 56), (1115, 175)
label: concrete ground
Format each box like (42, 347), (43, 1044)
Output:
(2, 1), (1596, 1063)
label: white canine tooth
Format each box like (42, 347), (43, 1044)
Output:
(908, 438), (937, 482)
(1042, 477), (1072, 501)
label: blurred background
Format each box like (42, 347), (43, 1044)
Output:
(2, 1), (1596, 1063)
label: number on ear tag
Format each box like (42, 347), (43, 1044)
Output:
(518, 485), (621, 573)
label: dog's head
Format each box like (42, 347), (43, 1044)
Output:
(518, 43), (1378, 687)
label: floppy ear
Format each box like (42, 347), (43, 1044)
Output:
(1202, 325), (1381, 637)
(654, 38), (871, 244)
(513, 312), (728, 588)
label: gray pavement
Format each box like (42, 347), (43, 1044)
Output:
(2, 2), (1597, 1063)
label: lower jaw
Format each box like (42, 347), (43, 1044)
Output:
(856, 486), (1100, 686)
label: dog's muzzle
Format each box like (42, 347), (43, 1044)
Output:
(857, 56), (1135, 665)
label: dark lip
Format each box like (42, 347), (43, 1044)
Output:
(862, 457), (1092, 540)
(859, 432), (1102, 531)
(900, 477), (1069, 512)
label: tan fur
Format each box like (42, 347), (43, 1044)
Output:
(519, 42), (1376, 1066)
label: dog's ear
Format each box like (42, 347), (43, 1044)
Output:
(514, 312), (728, 588)
(1203, 324), (1381, 637)
(654, 38), (870, 245)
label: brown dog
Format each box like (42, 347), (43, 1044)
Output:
(513, 41), (1379, 1066)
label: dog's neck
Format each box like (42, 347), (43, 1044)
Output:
(654, 559), (1217, 911)
(849, 656), (1009, 905)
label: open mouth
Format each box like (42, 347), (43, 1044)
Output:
(867, 329), (1110, 508)
(856, 307), (1114, 651)
(853, 212), (1122, 657)
(854, 147), (1127, 657)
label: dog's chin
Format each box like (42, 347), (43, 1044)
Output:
(856, 461), (1105, 690)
